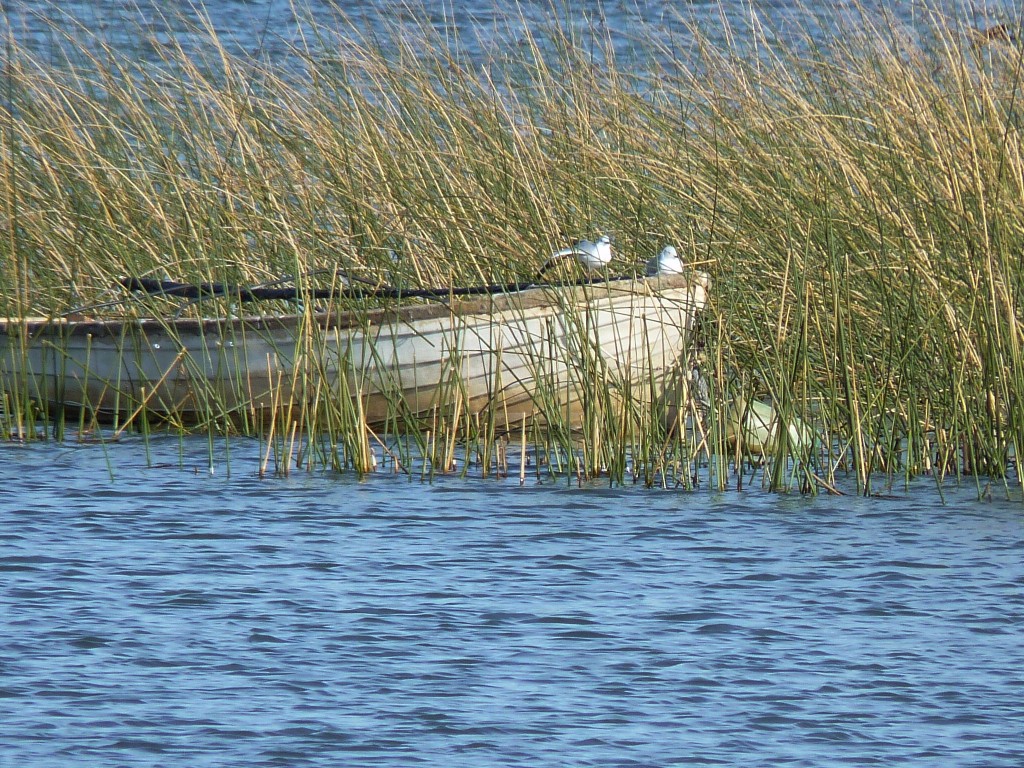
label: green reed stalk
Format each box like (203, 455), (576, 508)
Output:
(1, 2), (1022, 493)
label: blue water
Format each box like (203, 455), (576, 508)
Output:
(2, 0), (1020, 70)
(2, 437), (1023, 767)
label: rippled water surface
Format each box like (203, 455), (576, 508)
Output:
(2, 0), (1020, 68)
(2, 437), (1023, 767)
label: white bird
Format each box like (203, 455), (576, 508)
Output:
(549, 235), (613, 272)
(646, 245), (684, 276)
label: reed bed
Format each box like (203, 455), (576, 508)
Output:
(1, 2), (1022, 494)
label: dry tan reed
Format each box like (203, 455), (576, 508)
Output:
(1, 3), (1022, 492)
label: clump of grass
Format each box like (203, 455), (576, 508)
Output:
(1, 2), (1022, 493)
(683, 6), (1024, 494)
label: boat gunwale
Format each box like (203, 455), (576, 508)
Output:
(1, 273), (704, 338)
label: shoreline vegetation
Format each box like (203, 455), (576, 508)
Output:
(1, 3), (1022, 496)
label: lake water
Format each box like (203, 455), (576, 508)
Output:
(2, 435), (1023, 767)
(2, 1), (1024, 765)
(2, 0), (1020, 70)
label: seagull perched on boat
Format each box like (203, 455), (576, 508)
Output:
(547, 234), (614, 272)
(646, 245), (684, 276)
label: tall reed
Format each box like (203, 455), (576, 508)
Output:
(1, 2), (1021, 492)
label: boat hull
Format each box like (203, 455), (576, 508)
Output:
(1, 274), (708, 430)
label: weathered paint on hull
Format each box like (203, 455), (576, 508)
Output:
(1, 274), (708, 429)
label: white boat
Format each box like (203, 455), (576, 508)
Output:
(0, 273), (709, 429)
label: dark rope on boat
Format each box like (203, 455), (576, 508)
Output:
(119, 274), (636, 303)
